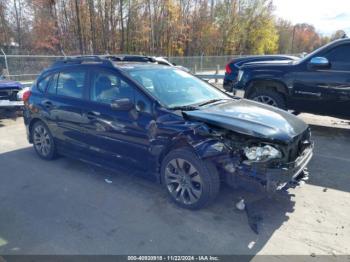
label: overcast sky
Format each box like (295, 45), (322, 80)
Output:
(273, 0), (350, 36)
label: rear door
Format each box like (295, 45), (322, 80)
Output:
(43, 67), (90, 154)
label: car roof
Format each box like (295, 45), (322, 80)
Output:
(113, 62), (171, 71)
(39, 58), (174, 80)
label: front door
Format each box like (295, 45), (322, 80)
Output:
(292, 44), (350, 118)
(82, 68), (156, 171)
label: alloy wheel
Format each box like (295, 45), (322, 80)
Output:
(33, 125), (52, 157)
(253, 95), (278, 107)
(164, 158), (203, 205)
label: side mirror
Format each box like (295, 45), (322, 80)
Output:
(309, 57), (330, 69)
(111, 98), (134, 111)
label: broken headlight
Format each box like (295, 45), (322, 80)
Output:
(244, 145), (282, 161)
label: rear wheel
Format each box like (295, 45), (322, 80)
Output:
(32, 121), (56, 160)
(161, 148), (220, 209)
(249, 90), (286, 110)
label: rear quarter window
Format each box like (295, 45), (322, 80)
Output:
(36, 75), (51, 92)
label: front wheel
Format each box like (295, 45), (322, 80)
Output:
(249, 90), (286, 110)
(161, 148), (220, 209)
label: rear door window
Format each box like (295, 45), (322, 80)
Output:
(47, 73), (58, 94)
(56, 70), (86, 99)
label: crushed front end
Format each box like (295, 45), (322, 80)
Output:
(0, 80), (24, 108)
(193, 125), (314, 193)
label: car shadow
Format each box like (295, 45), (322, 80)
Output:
(0, 146), (295, 255)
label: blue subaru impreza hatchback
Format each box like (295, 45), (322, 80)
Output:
(23, 56), (313, 209)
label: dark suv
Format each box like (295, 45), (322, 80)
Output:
(234, 39), (350, 119)
(23, 57), (313, 209)
(223, 55), (299, 92)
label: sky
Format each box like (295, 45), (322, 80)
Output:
(273, 0), (350, 36)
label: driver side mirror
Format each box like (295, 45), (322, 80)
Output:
(309, 57), (330, 69)
(111, 98), (134, 111)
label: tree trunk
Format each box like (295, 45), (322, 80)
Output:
(88, 0), (97, 54)
(13, 0), (22, 48)
(74, 0), (84, 54)
(119, 0), (125, 52)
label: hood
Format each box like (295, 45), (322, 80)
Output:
(241, 60), (297, 70)
(0, 80), (23, 90)
(183, 99), (308, 143)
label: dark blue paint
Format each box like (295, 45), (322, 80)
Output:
(23, 60), (313, 191)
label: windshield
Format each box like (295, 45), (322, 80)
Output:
(127, 67), (229, 108)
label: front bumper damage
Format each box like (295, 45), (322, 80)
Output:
(0, 100), (24, 108)
(224, 145), (313, 193)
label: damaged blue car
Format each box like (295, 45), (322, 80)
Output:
(0, 76), (24, 108)
(23, 56), (313, 209)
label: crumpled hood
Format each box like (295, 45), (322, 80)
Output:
(183, 99), (308, 143)
(0, 80), (23, 90)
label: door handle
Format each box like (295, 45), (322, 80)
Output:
(86, 111), (101, 120)
(42, 100), (53, 109)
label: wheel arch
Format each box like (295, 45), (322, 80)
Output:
(157, 138), (194, 184)
(28, 117), (46, 143)
(245, 79), (289, 99)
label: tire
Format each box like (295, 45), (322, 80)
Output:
(31, 121), (56, 160)
(161, 148), (220, 210)
(249, 89), (286, 110)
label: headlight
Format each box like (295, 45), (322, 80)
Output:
(237, 70), (244, 81)
(244, 145), (282, 161)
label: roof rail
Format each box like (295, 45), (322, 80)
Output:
(51, 56), (114, 68)
(104, 55), (156, 63)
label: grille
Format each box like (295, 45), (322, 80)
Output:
(0, 90), (18, 101)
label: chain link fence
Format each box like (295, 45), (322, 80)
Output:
(0, 54), (240, 82)
(1, 53), (296, 82)
(0, 55), (65, 82)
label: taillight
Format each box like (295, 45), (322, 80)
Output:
(225, 64), (232, 74)
(23, 90), (31, 102)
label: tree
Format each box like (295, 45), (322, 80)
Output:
(331, 30), (346, 41)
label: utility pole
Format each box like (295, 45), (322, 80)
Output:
(291, 26), (296, 54)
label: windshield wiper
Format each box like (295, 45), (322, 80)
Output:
(198, 99), (225, 107)
(169, 105), (198, 111)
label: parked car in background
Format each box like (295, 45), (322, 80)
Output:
(23, 56), (313, 209)
(0, 77), (24, 109)
(234, 38), (350, 119)
(223, 55), (299, 92)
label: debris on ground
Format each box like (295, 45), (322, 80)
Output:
(310, 253), (316, 257)
(323, 188), (328, 192)
(247, 241), (256, 249)
(235, 198), (245, 211)
(104, 178), (113, 184)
